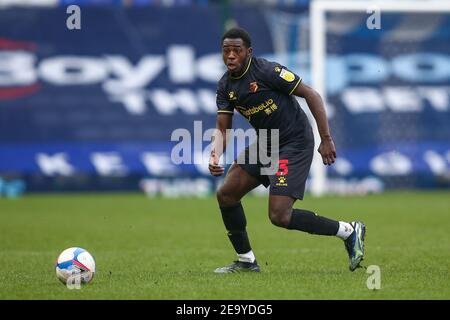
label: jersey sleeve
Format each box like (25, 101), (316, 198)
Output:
(262, 61), (302, 96)
(216, 79), (234, 115)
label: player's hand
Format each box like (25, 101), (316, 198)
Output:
(209, 152), (224, 176)
(318, 137), (336, 166)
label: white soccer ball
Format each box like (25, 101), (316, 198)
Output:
(55, 247), (96, 286)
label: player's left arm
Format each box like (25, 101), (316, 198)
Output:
(292, 82), (336, 166)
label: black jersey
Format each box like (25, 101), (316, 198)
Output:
(216, 57), (314, 148)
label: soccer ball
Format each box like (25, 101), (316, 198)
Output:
(55, 247), (96, 286)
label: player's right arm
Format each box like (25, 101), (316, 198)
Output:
(209, 78), (234, 176)
(209, 114), (232, 176)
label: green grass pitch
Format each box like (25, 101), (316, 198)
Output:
(0, 191), (449, 299)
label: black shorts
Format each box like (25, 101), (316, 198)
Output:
(235, 141), (314, 200)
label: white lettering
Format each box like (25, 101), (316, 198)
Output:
(39, 56), (107, 85)
(342, 87), (384, 113)
(168, 46), (195, 83)
(109, 90), (148, 114)
(141, 152), (177, 176)
(370, 151), (412, 176)
(0, 51), (36, 85)
(196, 53), (225, 82)
(333, 158), (353, 176)
(424, 150), (448, 175)
(418, 86), (449, 111)
(171, 128), (192, 165)
(149, 89), (198, 115)
(90, 152), (127, 176)
(197, 89), (217, 113)
(103, 55), (165, 91)
(36, 153), (75, 176)
(366, 265), (381, 290)
(140, 179), (211, 198)
(66, 5), (81, 30)
(392, 53), (450, 82)
(383, 87), (422, 112)
(366, 6), (381, 30)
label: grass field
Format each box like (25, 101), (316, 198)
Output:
(0, 191), (449, 300)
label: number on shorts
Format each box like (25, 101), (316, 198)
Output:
(277, 159), (289, 176)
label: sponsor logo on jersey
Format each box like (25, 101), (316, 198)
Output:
(239, 99), (275, 117)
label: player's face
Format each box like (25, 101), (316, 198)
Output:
(222, 38), (252, 75)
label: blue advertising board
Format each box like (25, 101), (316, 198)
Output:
(0, 6), (449, 192)
(325, 11), (450, 189)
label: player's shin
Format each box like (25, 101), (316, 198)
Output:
(220, 202), (255, 263)
(287, 208), (339, 236)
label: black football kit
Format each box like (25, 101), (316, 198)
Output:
(216, 57), (314, 199)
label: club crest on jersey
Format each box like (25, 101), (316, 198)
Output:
(228, 91), (237, 101)
(279, 68), (295, 82)
(249, 82), (258, 93)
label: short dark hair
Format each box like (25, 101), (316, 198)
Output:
(221, 27), (252, 48)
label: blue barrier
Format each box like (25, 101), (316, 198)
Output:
(0, 6), (449, 191)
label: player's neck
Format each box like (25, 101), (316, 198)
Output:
(230, 57), (252, 79)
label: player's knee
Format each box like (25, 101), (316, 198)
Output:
(268, 207), (292, 228)
(216, 187), (240, 207)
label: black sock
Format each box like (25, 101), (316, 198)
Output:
(287, 208), (339, 236)
(220, 202), (252, 254)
